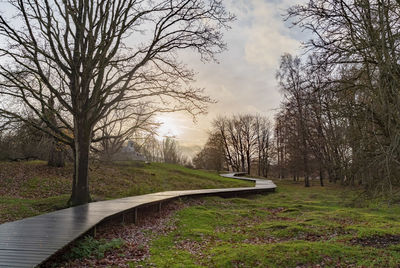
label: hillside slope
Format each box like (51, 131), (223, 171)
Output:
(0, 161), (251, 223)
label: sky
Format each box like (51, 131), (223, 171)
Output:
(156, 0), (306, 155)
(0, 0), (306, 157)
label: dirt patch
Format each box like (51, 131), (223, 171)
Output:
(261, 207), (286, 214)
(350, 234), (400, 248)
(260, 207), (296, 219)
(174, 238), (209, 256)
(325, 216), (360, 226)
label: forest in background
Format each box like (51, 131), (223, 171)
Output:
(195, 0), (400, 198)
(0, 122), (191, 168)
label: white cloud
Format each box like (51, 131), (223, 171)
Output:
(160, 0), (305, 148)
(242, 0), (300, 70)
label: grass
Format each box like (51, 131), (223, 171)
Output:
(0, 195), (69, 223)
(135, 180), (400, 267)
(5, 160), (400, 266)
(0, 161), (251, 223)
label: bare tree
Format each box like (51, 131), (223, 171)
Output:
(240, 115), (256, 174)
(0, 0), (234, 205)
(277, 54), (311, 187)
(211, 114), (273, 176)
(275, 102), (304, 182)
(275, 110), (290, 179)
(284, 0), (400, 195)
(213, 116), (237, 171)
(161, 136), (180, 164)
(254, 115), (273, 177)
(193, 131), (225, 171)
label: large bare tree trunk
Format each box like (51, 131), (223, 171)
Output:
(69, 120), (92, 206)
(319, 163), (324, 187)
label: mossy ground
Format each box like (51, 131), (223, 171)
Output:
(136, 180), (400, 267)
(0, 161), (251, 223)
(4, 161), (400, 267)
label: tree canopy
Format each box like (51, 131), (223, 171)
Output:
(0, 0), (234, 205)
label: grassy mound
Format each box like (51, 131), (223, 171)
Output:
(0, 161), (251, 223)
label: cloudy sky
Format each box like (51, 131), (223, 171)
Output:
(156, 0), (306, 153)
(0, 0), (305, 156)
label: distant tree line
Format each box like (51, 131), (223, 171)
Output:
(139, 135), (192, 167)
(0, 119), (71, 166)
(195, 1), (400, 198)
(194, 114), (273, 177)
(0, 118), (191, 167)
(0, 121), (56, 162)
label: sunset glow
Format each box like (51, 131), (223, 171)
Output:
(156, 115), (183, 139)
(158, 0), (304, 149)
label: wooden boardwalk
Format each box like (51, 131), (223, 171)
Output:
(0, 173), (276, 267)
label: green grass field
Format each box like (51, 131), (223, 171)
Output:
(57, 179), (400, 267)
(3, 161), (400, 267)
(136, 180), (400, 267)
(0, 161), (251, 223)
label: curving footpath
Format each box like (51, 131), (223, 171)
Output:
(0, 173), (276, 267)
